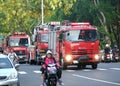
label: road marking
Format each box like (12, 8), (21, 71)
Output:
(18, 71), (27, 74)
(82, 69), (92, 71)
(33, 70), (42, 73)
(66, 70), (75, 72)
(110, 68), (120, 70)
(97, 68), (107, 71)
(73, 74), (120, 86)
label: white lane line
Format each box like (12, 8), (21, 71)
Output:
(97, 68), (107, 71)
(18, 71), (27, 74)
(66, 70), (75, 72)
(82, 69), (92, 71)
(73, 74), (120, 86)
(110, 68), (120, 70)
(33, 70), (42, 73)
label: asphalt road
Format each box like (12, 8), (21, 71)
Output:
(18, 62), (120, 86)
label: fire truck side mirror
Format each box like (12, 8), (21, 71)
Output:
(99, 32), (105, 41)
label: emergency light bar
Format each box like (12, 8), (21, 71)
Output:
(14, 32), (26, 35)
(50, 22), (60, 25)
(71, 22), (90, 26)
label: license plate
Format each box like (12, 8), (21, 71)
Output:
(79, 55), (89, 60)
(19, 56), (23, 58)
(73, 60), (79, 64)
(40, 50), (45, 53)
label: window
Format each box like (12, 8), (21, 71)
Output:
(0, 58), (13, 69)
(9, 38), (29, 46)
(65, 30), (98, 42)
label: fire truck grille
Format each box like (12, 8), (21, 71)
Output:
(14, 50), (26, 55)
(0, 76), (7, 80)
(72, 49), (93, 55)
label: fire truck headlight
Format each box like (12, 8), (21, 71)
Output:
(94, 54), (99, 60)
(66, 55), (72, 62)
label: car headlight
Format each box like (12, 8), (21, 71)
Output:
(65, 55), (72, 62)
(8, 72), (18, 79)
(94, 54), (99, 60)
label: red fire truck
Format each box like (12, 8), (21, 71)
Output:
(59, 22), (101, 69)
(35, 30), (49, 64)
(48, 22), (102, 69)
(3, 32), (31, 63)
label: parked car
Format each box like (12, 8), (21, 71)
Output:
(0, 54), (20, 86)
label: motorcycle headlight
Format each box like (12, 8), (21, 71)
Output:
(65, 55), (72, 62)
(8, 72), (18, 79)
(94, 54), (99, 60)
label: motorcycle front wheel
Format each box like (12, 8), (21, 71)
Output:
(47, 78), (57, 86)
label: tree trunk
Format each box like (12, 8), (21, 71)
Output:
(93, 0), (111, 45)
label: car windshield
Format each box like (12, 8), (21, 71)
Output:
(9, 38), (29, 46)
(65, 30), (98, 42)
(0, 58), (13, 69)
(41, 34), (48, 43)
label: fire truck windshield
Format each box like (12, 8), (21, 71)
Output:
(41, 34), (48, 43)
(9, 38), (29, 46)
(66, 30), (98, 42)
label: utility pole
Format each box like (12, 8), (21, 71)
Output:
(41, 0), (44, 25)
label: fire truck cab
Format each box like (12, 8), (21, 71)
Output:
(59, 22), (101, 69)
(3, 32), (31, 63)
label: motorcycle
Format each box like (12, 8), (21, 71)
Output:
(112, 53), (119, 62)
(45, 63), (58, 86)
(104, 53), (111, 62)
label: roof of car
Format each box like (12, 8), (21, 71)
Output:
(0, 54), (8, 58)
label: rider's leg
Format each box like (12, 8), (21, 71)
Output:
(41, 73), (45, 86)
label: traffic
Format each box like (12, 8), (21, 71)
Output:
(0, 21), (120, 86)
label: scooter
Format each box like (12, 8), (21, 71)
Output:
(104, 53), (111, 62)
(45, 63), (57, 86)
(112, 53), (119, 62)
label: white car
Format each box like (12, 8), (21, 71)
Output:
(0, 54), (20, 86)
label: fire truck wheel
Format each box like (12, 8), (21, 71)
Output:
(77, 64), (81, 69)
(92, 63), (97, 69)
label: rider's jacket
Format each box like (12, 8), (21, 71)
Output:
(104, 47), (110, 54)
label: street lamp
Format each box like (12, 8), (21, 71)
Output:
(41, 0), (44, 25)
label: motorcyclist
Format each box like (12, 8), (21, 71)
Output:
(8, 49), (19, 64)
(40, 50), (64, 86)
(112, 45), (119, 60)
(104, 44), (111, 60)
(104, 44), (111, 54)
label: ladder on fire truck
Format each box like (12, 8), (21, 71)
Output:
(48, 22), (60, 60)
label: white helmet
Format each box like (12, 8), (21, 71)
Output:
(46, 50), (52, 54)
(105, 44), (109, 47)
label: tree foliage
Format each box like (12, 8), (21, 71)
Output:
(0, 0), (120, 49)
